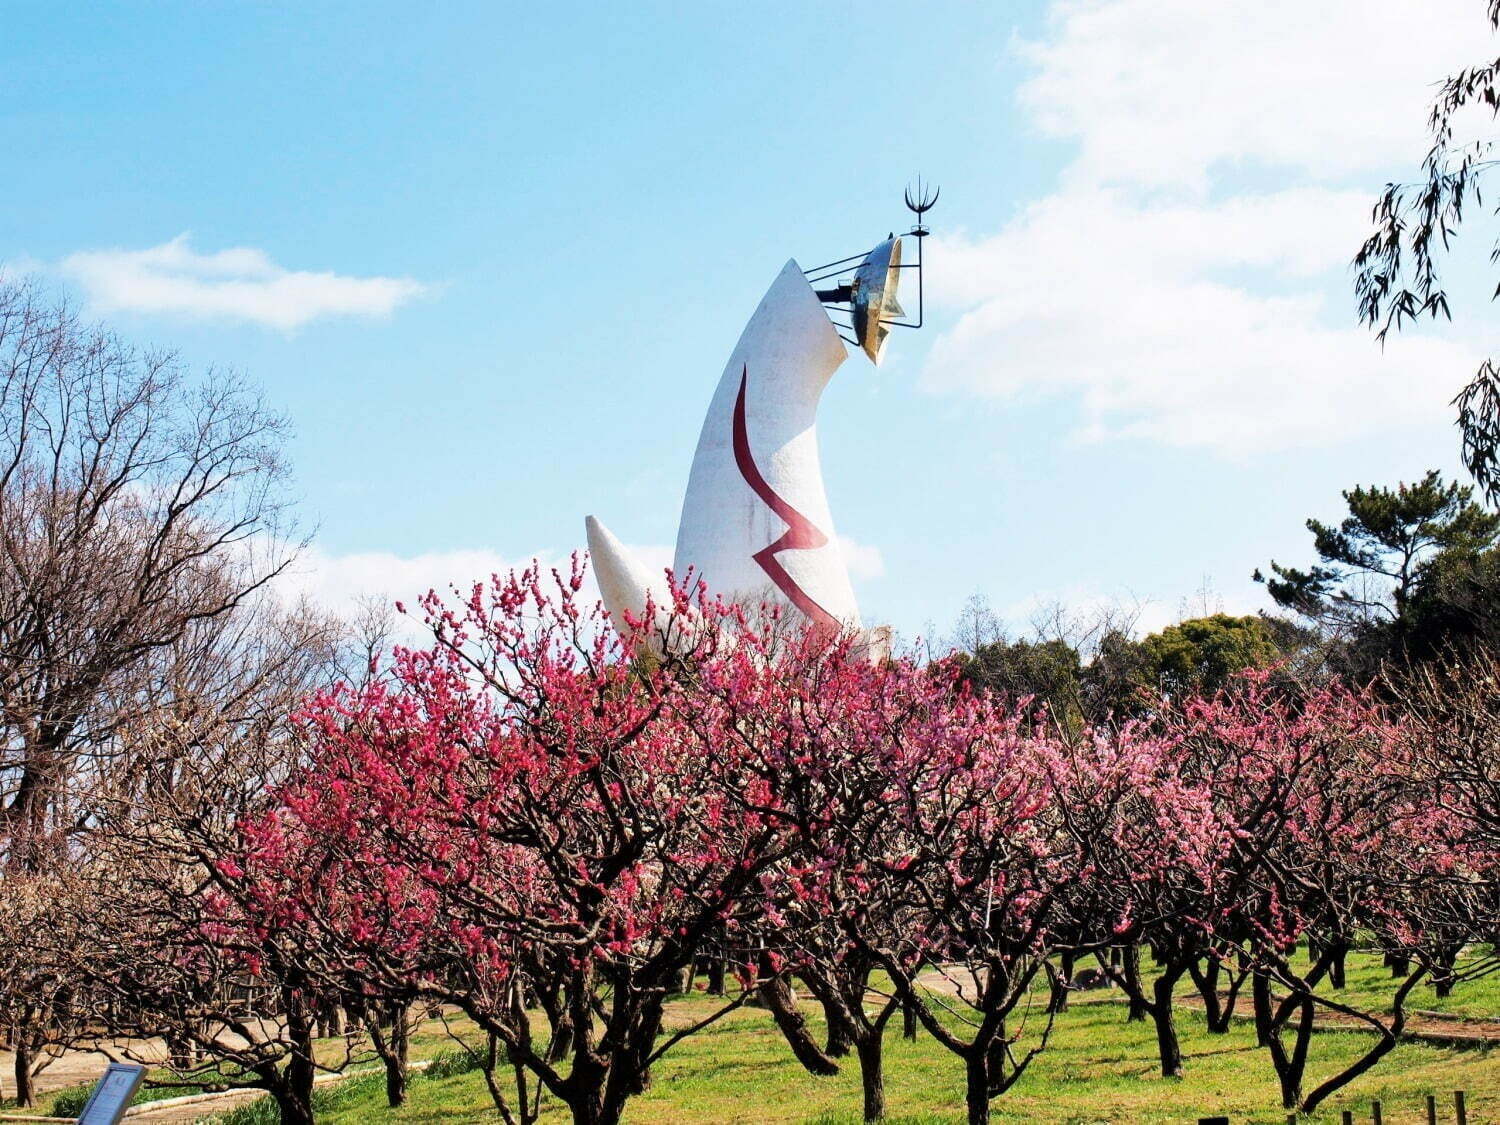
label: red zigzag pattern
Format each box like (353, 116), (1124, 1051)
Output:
(731, 365), (840, 633)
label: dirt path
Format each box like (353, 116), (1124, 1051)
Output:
(123, 1088), (263, 1122)
(0, 1038), (174, 1103)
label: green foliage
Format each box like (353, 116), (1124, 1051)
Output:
(1256, 470), (1500, 672)
(1405, 544), (1500, 661)
(1139, 614), (1280, 695)
(1073, 617), (1284, 720)
(958, 617), (1289, 724)
(214, 1071), (390, 1124)
(50, 1085), (99, 1117)
(421, 1048), (487, 1081)
(214, 1093), (283, 1125)
(956, 637), (1083, 727)
(1078, 629), (1157, 722)
(48, 1072), (226, 1117)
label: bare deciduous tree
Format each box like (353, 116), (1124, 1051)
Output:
(0, 280), (299, 869)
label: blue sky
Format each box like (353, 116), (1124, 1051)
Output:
(2, 1), (1492, 645)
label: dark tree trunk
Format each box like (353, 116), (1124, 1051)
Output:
(13, 1041), (34, 1108)
(533, 981), (574, 1063)
(1151, 965), (1185, 1078)
(279, 988), (318, 1125)
(984, 1032), (1010, 1095)
(194, 1021), (211, 1066)
(758, 973), (839, 1076)
(1298, 966), (1425, 1114)
(1122, 946), (1148, 1022)
(1328, 941), (1348, 989)
(824, 1001), (856, 1058)
(587, 1040), (649, 1125)
(1265, 994), (1314, 1110)
(564, 1047), (612, 1125)
(385, 1052), (408, 1108)
(706, 957), (727, 996)
(566, 1091), (603, 1125)
(477, 1030), (513, 1119)
(1189, 956), (1224, 1031)
(270, 1083), (316, 1125)
(363, 1000), (411, 1107)
(964, 1049), (991, 1125)
(1432, 943), (1461, 999)
(385, 1005), (410, 1107)
(1047, 973), (1069, 1013)
(1252, 971), (1273, 1047)
(856, 1032), (885, 1122)
(1188, 954), (1245, 1034)
(1048, 951), (1075, 1013)
(901, 999), (918, 1041)
(548, 1008), (575, 1064)
(624, 1001), (664, 1095)
(1108, 944), (1180, 1075)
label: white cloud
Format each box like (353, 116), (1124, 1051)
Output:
(836, 534), (886, 581)
(923, 1), (1488, 454)
(282, 540), (675, 641)
(59, 234), (427, 329)
(925, 190), (1475, 453)
(0, 254), (47, 281)
(281, 546), (533, 622)
(1018, 0), (1489, 194)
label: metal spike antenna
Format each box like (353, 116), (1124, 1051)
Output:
(802, 179), (939, 359)
(905, 175), (939, 236)
(885, 175), (940, 331)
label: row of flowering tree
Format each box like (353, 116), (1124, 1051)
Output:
(197, 560), (1494, 1125)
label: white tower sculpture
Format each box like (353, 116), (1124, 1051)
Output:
(586, 186), (935, 647)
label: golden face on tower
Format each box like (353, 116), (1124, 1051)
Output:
(851, 236), (905, 365)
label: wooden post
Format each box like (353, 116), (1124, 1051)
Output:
(1198, 1118), (1229, 1125)
(1428, 1093), (1439, 1125)
(1454, 1090), (1467, 1125)
(1342, 1112), (1354, 1125)
(1372, 1100), (1383, 1125)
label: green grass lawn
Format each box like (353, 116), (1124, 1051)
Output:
(1317, 948), (1500, 1021)
(1113, 945), (1500, 1025)
(298, 975), (1496, 1124)
(23, 950), (1496, 1123)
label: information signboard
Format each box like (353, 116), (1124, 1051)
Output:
(74, 1062), (145, 1125)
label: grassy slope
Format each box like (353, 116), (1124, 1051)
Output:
(311, 967), (1498, 1124)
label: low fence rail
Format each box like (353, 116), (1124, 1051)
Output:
(1199, 1088), (1472, 1124)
